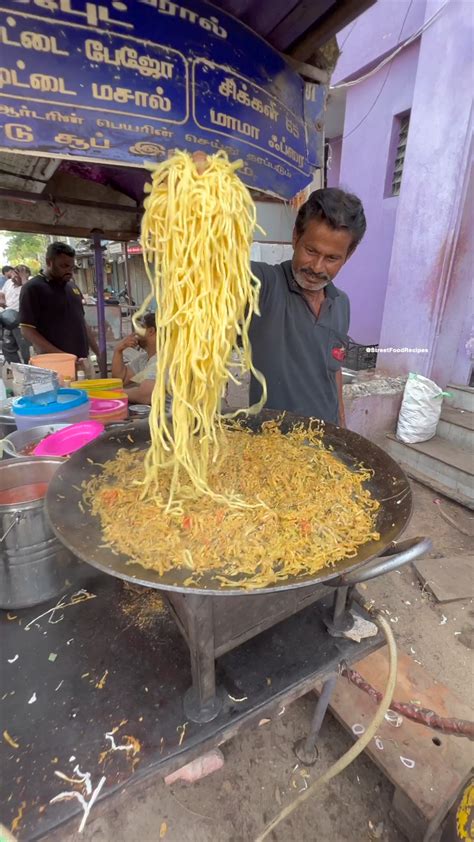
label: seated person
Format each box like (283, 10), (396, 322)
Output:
(111, 312), (157, 405)
(0, 266), (30, 362)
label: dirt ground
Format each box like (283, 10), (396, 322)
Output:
(61, 481), (472, 842)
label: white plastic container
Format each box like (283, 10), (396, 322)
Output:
(12, 389), (90, 432)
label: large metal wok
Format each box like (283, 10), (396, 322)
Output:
(46, 409), (427, 595)
(46, 410), (430, 722)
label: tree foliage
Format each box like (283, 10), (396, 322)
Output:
(2, 232), (49, 272)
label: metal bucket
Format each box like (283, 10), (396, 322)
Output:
(3, 424), (70, 458)
(0, 458), (80, 609)
(0, 412), (16, 440)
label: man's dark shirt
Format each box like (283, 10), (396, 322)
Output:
(20, 272), (89, 358)
(249, 260), (350, 423)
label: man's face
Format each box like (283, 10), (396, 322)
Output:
(137, 326), (156, 350)
(47, 254), (75, 285)
(5, 268), (15, 280)
(292, 219), (353, 293)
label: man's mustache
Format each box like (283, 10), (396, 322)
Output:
(301, 269), (330, 282)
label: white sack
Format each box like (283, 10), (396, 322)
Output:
(396, 373), (445, 444)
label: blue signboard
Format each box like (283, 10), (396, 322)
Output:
(0, 0), (325, 197)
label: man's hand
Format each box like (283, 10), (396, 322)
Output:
(111, 334), (139, 384)
(192, 151), (208, 174)
(115, 335), (139, 354)
(85, 323), (100, 358)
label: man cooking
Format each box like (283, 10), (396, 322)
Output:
(249, 187), (366, 426)
(111, 312), (157, 405)
(190, 153), (366, 426)
(19, 242), (100, 364)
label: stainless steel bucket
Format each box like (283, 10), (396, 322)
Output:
(3, 424), (70, 458)
(0, 412), (16, 440)
(0, 458), (80, 609)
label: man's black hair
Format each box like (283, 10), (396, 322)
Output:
(2, 265), (13, 274)
(16, 264), (31, 276)
(294, 188), (367, 252)
(142, 312), (156, 330)
(46, 242), (76, 260)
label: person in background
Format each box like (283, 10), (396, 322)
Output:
(111, 312), (158, 405)
(0, 265), (14, 291)
(0, 267), (22, 313)
(0, 266), (30, 362)
(15, 264), (32, 285)
(19, 242), (100, 366)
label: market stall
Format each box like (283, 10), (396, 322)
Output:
(0, 3), (437, 841)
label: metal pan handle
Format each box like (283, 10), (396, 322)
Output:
(327, 537), (432, 586)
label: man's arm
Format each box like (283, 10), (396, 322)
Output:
(20, 324), (62, 354)
(111, 336), (139, 386)
(336, 368), (346, 427)
(125, 378), (154, 405)
(85, 323), (100, 358)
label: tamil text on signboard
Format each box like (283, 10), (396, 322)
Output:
(0, 0), (324, 197)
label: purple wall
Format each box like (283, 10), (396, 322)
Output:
(430, 164), (473, 387)
(377, 0), (473, 384)
(326, 136), (342, 187)
(332, 40), (420, 344)
(333, 0), (426, 84)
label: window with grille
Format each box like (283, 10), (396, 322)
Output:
(391, 113), (410, 196)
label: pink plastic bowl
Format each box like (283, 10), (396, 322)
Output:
(33, 421), (105, 457)
(90, 398), (128, 416)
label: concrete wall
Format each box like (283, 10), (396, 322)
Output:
(377, 0), (473, 384)
(333, 40), (420, 345)
(254, 201), (295, 242)
(345, 391), (403, 443)
(430, 160), (473, 388)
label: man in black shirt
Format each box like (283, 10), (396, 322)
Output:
(20, 242), (99, 361)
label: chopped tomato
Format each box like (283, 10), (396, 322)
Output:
(182, 515), (193, 530)
(102, 489), (119, 505)
(300, 520), (312, 536)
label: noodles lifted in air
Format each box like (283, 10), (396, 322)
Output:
(84, 152), (381, 590)
(135, 150), (266, 512)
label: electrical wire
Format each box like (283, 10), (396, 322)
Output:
(254, 612), (398, 842)
(336, 0), (414, 142)
(339, 19), (358, 50)
(331, 1), (449, 90)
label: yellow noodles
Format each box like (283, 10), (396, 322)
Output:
(135, 150), (266, 512)
(83, 420), (380, 590)
(86, 152), (380, 588)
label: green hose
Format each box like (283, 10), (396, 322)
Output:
(255, 612), (398, 842)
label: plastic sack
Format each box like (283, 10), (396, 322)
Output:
(396, 373), (449, 444)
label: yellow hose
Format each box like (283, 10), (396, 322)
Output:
(255, 612), (398, 842)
